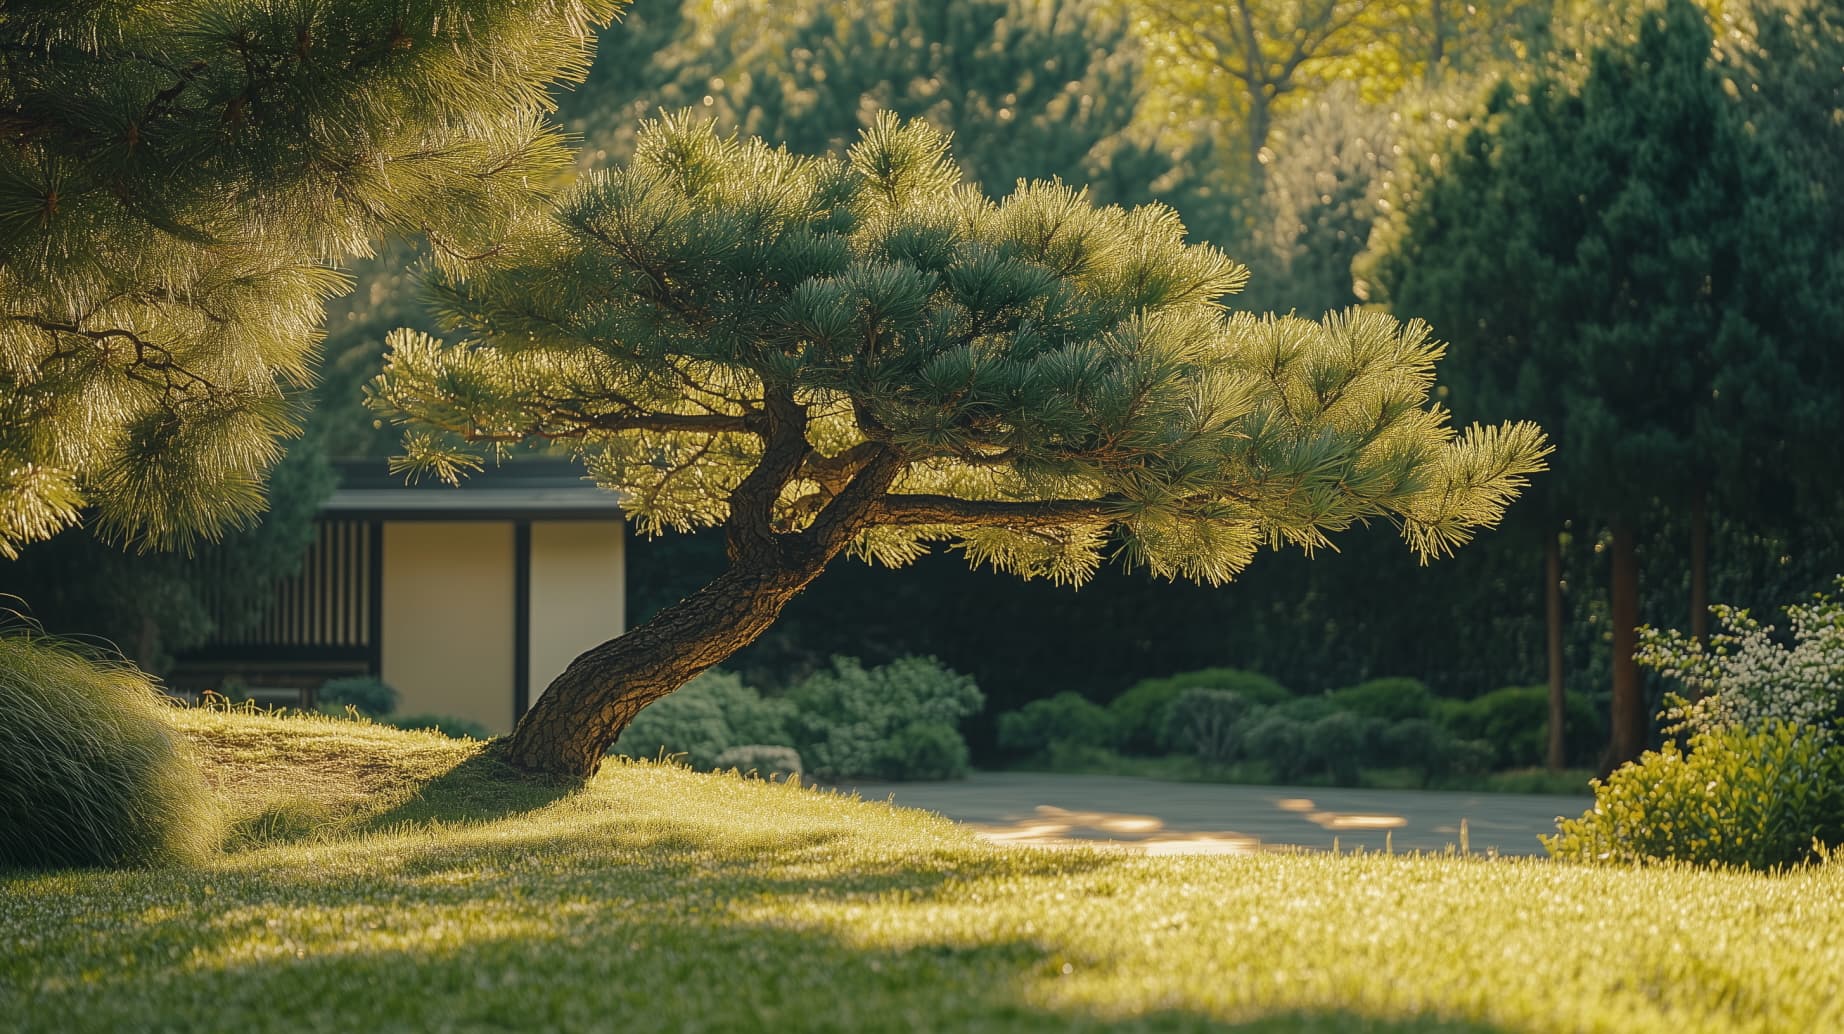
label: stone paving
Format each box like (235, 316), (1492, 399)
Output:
(831, 772), (1589, 856)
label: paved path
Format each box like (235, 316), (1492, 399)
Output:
(831, 772), (1588, 856)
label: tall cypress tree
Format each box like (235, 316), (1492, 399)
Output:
(0, 0), (623, 556)
(1361, 0), (1830, 768)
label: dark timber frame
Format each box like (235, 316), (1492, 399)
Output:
(175, 461), (624, 700)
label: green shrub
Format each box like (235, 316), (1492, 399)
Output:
(379, 714), (491, 740)
(1161, 688), (1264, 763)
(1110, 667), (1289, 755)
(1303, 712), (1375, 785)
(1544, 723), (1844, 870)
(616, 670), (794, 770)
(997, 692), (1116, 756)
(1241, 712), (1312, 783)
(1440, 685), (1604, 769)
(315, 676), (397, 717)
(1274, 694), (1340, 724)
(0, 634), (220, 869)
(788, 656), (982, 781)
(1329, 678), (1436, 722)
(882, 722), (972, 781)
(712, 744), (804, 779)
(1377, 718), (1450, 771)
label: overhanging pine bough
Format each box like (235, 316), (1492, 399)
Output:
(0, 0), (622, 556)
(371, 114), (1549, 779)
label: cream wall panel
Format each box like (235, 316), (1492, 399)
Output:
(528, 521), (626, 702)
(381, 522), (516, 734)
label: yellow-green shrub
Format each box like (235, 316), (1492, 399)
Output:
(1544, 723), (1844, 870)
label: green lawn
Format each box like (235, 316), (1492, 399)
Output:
(3, 709), (1840, 1033)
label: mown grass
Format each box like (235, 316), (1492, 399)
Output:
(3, 709), (1840, 1033)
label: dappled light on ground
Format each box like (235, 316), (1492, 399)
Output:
(966, 805), (1263, 855)
(1278, 798), (1409, 833)
(842, 777), (1533, 855)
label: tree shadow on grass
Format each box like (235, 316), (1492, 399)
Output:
(353, 745), (579, 832)
(14, 875), (1519, 1033)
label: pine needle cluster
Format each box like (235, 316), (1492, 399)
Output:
(0, 0), (622, 556)
(373, 113), (1547, 586)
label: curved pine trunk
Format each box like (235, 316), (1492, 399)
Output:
(498, 562), (815, 779)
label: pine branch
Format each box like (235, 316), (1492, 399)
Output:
(870, 494), (1119, 528)
(6, 314), (220, 396)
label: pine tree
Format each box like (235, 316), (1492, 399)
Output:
(1360, 0), (1830, 768)
(716, 0), (1189, 215)
(372, 113), (1549, 777)
(0, 0), (623, 557)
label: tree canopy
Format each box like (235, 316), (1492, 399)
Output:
(0, 0), (622, 556)
(376, 113), (1546, 588)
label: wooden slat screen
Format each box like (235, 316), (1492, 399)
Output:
(207, 520), (371, 649)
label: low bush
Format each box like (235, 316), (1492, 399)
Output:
(379, 714), (491, 740)
(788, 656), (982, 781)
(1374, 718), (1494, 782)
(712, 744), (803, 779)
(1440, 685), (1604, 769)
(1272, 694), (1341, 724)
(1302, 712), (1372, 785)
(1161, 688), (1264, 763)
(616, 670), (794, 770)
(0, 634), (220, 869)
(1377, 718), (1450, 771)
(1240, 712), (1312, 783)
(315, 676), (397, 717)
(997, 692), (1115, 757)
(1329, 678), (1436, 722)
(1110, 667), (1289, 755)
(1544, 723), (1844, 869)
(882, 722), (972, 781)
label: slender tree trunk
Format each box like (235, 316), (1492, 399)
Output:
(1689, 488), (1710, 647)
(1602, 521), (1646, 774)
(1544, 530), (1567, 772)
(499, 560), (819, 779)
(133, 615), (160, 672)
(1246, 89), (1271, 199)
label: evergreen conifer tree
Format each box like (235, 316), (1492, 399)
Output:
(0, 0), (622, 557)
(1360, 0), (1830, 768)
(372, 113), (1549, 777)
(716, 0), (1195, 216)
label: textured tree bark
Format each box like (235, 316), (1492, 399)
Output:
(499, 420), (905, 779)
(498, 560), (818, 779)
(1603, 522), (1646, 774)
(1544, 531), (1567, 772)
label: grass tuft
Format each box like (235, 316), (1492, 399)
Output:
(0, 633), (220, 869)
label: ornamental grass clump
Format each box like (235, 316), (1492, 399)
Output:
(0, 634), (220, 869)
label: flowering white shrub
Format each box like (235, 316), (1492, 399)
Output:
(1638, 579), (1844, 740)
